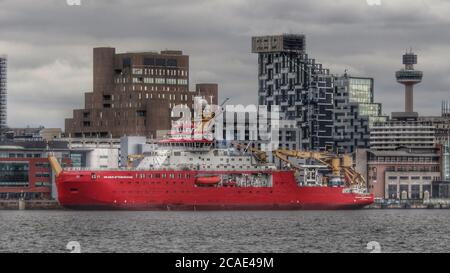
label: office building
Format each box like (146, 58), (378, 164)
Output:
(366, 112), (439, 199)
(370, 120), (435, 150)
(252, 34), (334, 151)
(65, 48), (218, 139)
(333, 74), (387, 153)
(419, 101), (450, 145)
(361, 149), (441, 199)
(0, 140), (71, 200)
(0, 137), (122, 200)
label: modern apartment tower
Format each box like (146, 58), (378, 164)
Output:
(333, 74), (387, 153)
(252, 34), (334, 151)
(65, 48), (218, 138)
(395, 50), (423, 113)
(0, 56), (6, 130)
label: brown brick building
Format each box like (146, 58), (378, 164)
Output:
(65, 47), (218, 138)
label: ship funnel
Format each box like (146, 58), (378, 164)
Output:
(48, 154), (63, 177)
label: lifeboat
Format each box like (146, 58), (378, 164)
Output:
(195, 176), (221, 186)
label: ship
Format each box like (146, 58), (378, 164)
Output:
(49, 136), (373, 210)
(49, 98), (373, 210)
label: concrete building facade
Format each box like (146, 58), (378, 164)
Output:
(370, 120), (435, 150)
(65, 48), (218, 139)
(365, 149), (440, 199)
(252, 34), (334, 151)
(364, 117), (440, 199)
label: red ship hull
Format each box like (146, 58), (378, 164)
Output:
(56, 170), (374, 210)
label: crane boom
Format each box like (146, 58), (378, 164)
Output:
(233, 143), (268, 163)
(194, 97), (230, 136)
(272, 149), (366, 188)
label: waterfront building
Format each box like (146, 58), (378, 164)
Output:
(419, 101), (450, 145)
(354, 50), (443, 200)
(370, 120), (435, 150)
(0, 140), (71, 200)
(361, 149), (441, 200)
(65, 47), (218, 139)
(2, 127), (62, 142)
(365, 115), (440, 200)
(333, 74), (387, 153)
(252, 34), (334, 151)
(63, 137), (120, 170)
(0, 137), (121, 200)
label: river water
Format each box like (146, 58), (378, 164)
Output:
(0, 210), (449, 253)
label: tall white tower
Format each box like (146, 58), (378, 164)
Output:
(395, 50), (423, 113)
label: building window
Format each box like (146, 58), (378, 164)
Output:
(0, 162), (29, 187)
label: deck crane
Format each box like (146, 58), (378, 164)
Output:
(194, 97), (230, 136)
(272, 149), (366, 188)
(233, 142), (269, 163)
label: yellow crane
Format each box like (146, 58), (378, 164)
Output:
(233, 143), (269, 163)
(48, 154), (63, 177)
(127, 154), (145, 168)
(194, 98), (230, 137)
(272, 149), (366, 188)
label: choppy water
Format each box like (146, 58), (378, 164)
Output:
(0, 210), (449, 253)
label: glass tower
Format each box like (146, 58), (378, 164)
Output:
(334, 74), (388, 153)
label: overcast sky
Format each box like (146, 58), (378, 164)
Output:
(1, 0), (450, 128)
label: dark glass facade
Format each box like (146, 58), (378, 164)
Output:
(253, 35), (334, 151)
(0, 162), (29, 187)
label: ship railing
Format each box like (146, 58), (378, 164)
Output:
(342, 187), (369, 194)
(63, 165), (278, 172)
(63, 167), (129, 171)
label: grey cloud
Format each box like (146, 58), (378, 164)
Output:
(0, 0), (449, 128)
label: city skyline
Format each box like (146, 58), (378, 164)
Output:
(1, 0), (450, 128)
